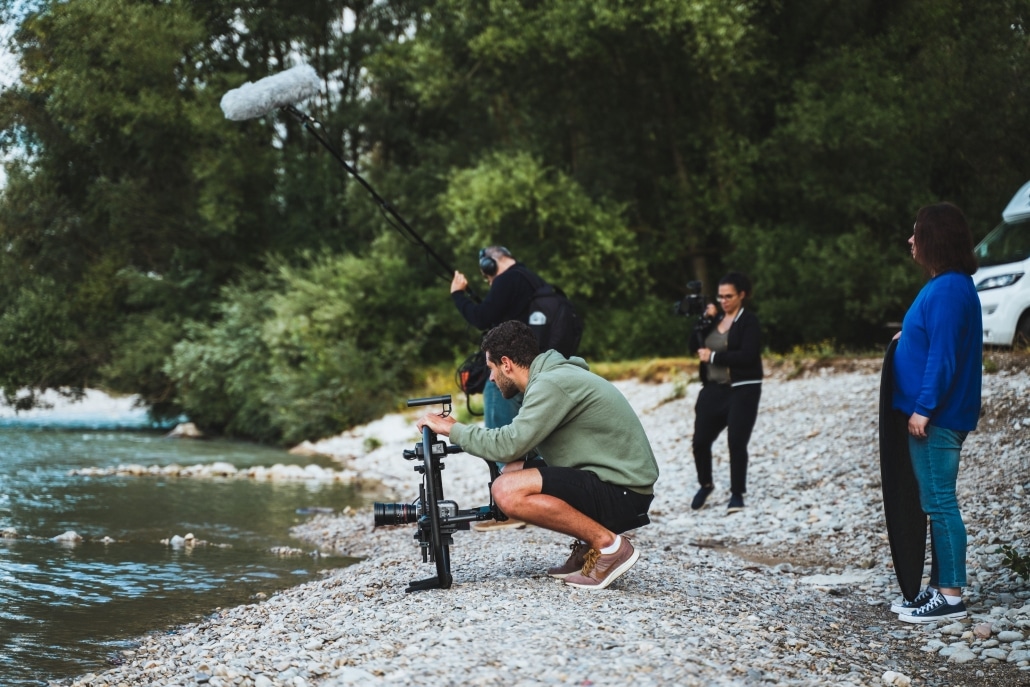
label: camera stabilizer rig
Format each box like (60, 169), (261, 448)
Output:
(373, 395), (503, 592)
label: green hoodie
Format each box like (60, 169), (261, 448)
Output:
(449, 350), (659, 495)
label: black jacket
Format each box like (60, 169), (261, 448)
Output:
(451, 263), (539, 330)
(692, 308), (764, 385)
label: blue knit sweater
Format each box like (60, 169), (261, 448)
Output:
(892, 271), (982, 431)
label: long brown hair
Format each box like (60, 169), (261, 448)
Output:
(913, 202), (978, 276)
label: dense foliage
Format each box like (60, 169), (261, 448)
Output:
(1, 0), (1028, 441)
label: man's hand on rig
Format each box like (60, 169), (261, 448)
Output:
(416, 412), (456, 437)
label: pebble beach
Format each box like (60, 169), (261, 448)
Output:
(57, 355), (1030, 687)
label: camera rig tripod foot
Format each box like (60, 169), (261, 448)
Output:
(407, 575), (449, 592)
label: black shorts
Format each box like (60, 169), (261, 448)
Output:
(537, 466), (653, 534)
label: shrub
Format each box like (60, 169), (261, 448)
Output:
(998, 544), (1030, 580)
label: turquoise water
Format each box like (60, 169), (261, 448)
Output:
(0, 406), (361, 686)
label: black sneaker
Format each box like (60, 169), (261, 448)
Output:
(898, 589), (967, 624)
(891, 587), (934, 614)
(691, 486), (715, 510)
(727, 493), (745, 513)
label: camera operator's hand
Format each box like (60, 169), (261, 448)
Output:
(450, 271), (469, 294)
(697, 347), (713, 363)
(416, 412), (457, 437)
(705, 303), (718, 318)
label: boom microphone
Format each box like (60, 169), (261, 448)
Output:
(220, 64), (321, 121)
(220, 63), (478, 300)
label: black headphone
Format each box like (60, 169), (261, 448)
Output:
(478, 246), (511, 277)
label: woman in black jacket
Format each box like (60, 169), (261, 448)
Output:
(689, 272), (763, 513)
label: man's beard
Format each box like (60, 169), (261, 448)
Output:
(495, 373), (519, 399)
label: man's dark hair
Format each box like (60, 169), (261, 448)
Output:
(914, 202), (978, 276)
(718, 271), (753, 298)
(482, 320), (539, 368)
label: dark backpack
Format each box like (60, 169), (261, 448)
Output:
(513, 266), (584, 357)
(455, 350), (489, 395)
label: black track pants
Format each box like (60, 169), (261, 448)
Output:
(691, 383), (762, 495)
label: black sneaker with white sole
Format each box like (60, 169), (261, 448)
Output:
(891, 587), (934, 614)
(897, 588), (966, 624)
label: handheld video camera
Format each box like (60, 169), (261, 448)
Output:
(673, 280), (707, 317)
(674, 280), (719, 350)
(372, 395), (503, 592)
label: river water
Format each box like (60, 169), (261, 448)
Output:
(0, 393), (361, 686)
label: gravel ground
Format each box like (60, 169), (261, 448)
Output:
(57, 355), (1030, 687)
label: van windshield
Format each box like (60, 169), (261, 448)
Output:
(975, 218), (1030, 267)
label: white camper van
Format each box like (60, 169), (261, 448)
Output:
(974, 180), (1030, 347)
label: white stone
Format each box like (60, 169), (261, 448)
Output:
(52, 530), (82, 544)
(166, 421), (203, 438)
(948, 649), (978, 664)
(290, 441), (325, 457)
(798, 571), (873, 586)
(882, 670), (912, 686)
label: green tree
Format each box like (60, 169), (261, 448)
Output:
(3, 0), (1030, 442)
(169, 235), (460, 443)
(0, 0), (434, 419)
(439, 151), (643, 300)
(736, 0), (1030, 347)
(391, 0), (768, 299)
(0, 0), (274, 407)
(164, 271), (279, 441)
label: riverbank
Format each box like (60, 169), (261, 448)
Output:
(58, 356), (1030, 687)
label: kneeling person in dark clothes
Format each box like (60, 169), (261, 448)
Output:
(416, 320), (659, 590)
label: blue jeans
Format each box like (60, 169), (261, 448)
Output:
(908, 425), (968, 588)
(483, 380), (523, 473)
(483, 380), (521, 429)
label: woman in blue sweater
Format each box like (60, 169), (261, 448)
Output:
(892, 202), (982, 623)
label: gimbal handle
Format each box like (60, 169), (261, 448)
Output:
(407, 395), (452, 409)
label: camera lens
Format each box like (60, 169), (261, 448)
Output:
(373, 502), (418, 526)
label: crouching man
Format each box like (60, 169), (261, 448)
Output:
(416, 320), (659, 590)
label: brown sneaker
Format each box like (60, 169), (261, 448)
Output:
(563, 537), (639, 590)
(547, 540), (590, 578)
(471, 518), (527, 532)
